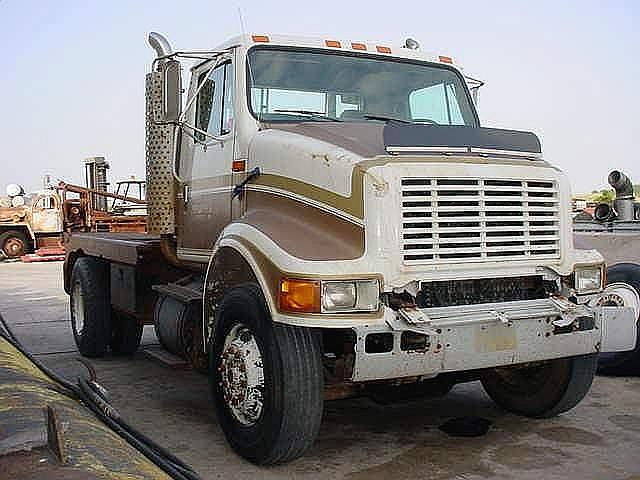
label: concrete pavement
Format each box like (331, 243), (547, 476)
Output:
(1, 261), (639, 480)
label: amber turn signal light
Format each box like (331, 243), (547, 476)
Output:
(279, 278), (321, 313)
(232, 159), (246, 172)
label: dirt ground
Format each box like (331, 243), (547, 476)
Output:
(1, 261), (639, 480)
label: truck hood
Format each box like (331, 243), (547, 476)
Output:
(263, 122), (386, 158)
(263, 121), (542, 160)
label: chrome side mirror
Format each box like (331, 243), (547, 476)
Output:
(163, 60), (182, 123)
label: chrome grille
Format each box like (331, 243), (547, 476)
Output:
(401, 177), (560, 265)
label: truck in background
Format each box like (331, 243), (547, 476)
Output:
(0, 159), (147, 258)
(62, 32), (638, 465)
(0, 185), (64, 258)
(574, 170), (640, 374)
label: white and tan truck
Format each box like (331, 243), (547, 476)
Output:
(63, 32), (639, 464)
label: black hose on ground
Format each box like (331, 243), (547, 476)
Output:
(0, 312), (201, 480)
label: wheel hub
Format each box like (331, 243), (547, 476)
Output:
(219, 325), (264, 425)
(4, 237), (24, 257)
(593, 282), (640, 319)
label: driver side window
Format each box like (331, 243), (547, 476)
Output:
(194, 62), (234, 141)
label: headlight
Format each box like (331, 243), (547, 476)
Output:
(322, 280), (380, 312)
(575, 266), (603, 294)
(279, 278), (380, 314)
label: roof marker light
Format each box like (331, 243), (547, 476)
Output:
(351, 42), (367, 51)
(376, 45), (391, 54)
(252, 35), (270, 43)
(438, 55), (453, 64)
(325, 40), (342, 48)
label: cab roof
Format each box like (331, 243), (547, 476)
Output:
(216, 33), (464, 70)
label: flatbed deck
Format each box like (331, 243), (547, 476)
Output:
(64, 232), (160, 265)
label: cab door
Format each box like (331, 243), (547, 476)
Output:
(31, 193), (63, 234)
(178, 58), (235, 262)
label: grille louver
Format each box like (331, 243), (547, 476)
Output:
(401, 177), (560, 265)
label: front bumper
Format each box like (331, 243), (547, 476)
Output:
(351, 297), (637, 382)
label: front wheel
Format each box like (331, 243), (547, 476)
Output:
(209, 284), (324, 465)
(0, 230), (28, 258)
(481, 354), (598, 418)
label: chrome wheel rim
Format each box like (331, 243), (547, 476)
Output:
(219, 324), (265, 426)
(72, 281), (85, 336)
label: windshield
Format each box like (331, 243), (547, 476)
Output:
(247, 47), (478, 126)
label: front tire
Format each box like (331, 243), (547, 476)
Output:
(70, 257), (112, 357)
(481, 354), (598, 418)
(210, 284), (324, 465)
(0, 230), (28, 258)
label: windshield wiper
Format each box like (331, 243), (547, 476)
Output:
(274, 109), (342, 122)
(362, 114), (411, 124)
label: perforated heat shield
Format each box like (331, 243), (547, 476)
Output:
(145, 71), (176, 235)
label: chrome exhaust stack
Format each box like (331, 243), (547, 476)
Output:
(148, 32), (173, 60)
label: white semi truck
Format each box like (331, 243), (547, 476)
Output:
(63, 32), (639, 464)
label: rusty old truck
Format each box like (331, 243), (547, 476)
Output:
(62, 32), (639, 464)
(0, 189), (64, 257)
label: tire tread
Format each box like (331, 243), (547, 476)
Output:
(70, 257), (111, 357)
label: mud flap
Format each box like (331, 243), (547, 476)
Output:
(597, 306), (638, 352)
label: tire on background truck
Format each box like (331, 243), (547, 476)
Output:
(597, 263), (640, 376)
(70, 257), (112, 357)
(0, 230), (28, 258)
(209, 283), (324, 465)
(481, 354), (598, 418)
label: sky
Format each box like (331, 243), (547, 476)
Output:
(1, 0), (638, 194)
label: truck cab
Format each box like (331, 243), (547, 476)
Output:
(63, 32), (639, 465)
(0, 190), (63, 257)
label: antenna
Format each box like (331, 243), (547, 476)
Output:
(238, 7), (262, 125)
(238, 7), (247, 36)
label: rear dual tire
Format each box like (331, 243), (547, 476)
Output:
(210, 283), (324, 465)
(70, 257), (142, 357)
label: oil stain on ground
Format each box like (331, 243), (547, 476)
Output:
(535, 426), (603, 445)
(489, 444), (570, 471)
(346, 436), (494, 480)
(609, 414), (640, 433)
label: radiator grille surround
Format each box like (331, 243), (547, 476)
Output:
(401, 177), (560, 265)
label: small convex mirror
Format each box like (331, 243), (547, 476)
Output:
(163, 60), (182, 123)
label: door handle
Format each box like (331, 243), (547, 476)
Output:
(183, 184), (191, 204)
(232, 167), (261, 199)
